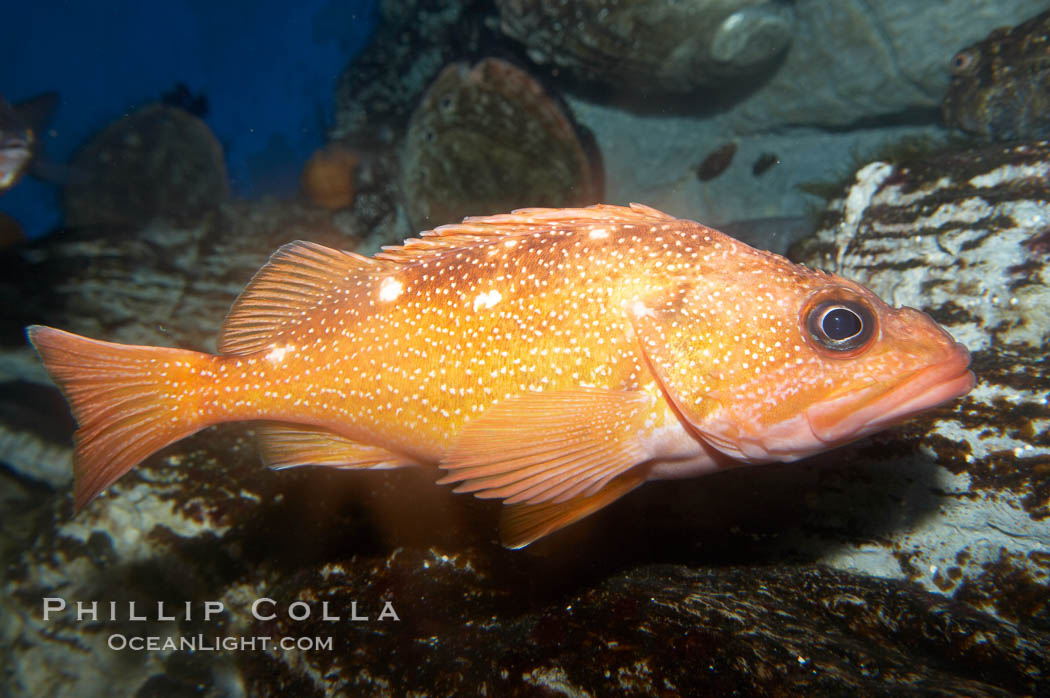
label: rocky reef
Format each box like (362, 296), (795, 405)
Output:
(330, 0), (497, 144)
(327, 1), (1049, 250)
(792, 140), (1050, 603)
(2, 136), (1050, 694)
(3, 2), (1050, 695)
(495, 0), (794, 92)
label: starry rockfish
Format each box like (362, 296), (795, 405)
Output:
(28, 204), (975, 548)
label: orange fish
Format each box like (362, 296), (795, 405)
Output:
(28, 204), (975, 547)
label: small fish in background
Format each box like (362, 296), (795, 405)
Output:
(752, 152), (780, 176)
(28, 204), (974, 548)
(400, 57), (603, 231)
(0, 91), (59, 192)
(695, 142), (736, 181)
(942, 9), (1050, 140)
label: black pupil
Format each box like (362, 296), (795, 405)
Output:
(822, 307), (862, 340)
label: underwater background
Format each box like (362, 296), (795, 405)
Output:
(1, 1), (1049, 696)
(1, 0), (378, 239)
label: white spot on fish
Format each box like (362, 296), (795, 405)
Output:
(629, 300), (654, 319)
(265, 344), (295, 364)
(473, 290), (502, 311)
(379, 277), (404, 302)
(589, 228), (609, 239)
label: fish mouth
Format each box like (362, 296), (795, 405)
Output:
(805, 342), (975, 446)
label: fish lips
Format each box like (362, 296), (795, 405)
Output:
(805, 342), (975, 447)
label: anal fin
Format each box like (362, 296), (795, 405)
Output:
(499, 471), (645, 549)
(256, 422), (414, 470)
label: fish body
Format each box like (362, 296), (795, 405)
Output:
(29, 204), (974, 547)
(0, 92), (58, 192)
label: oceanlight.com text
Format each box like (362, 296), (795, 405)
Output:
(107, 633), (334, 652)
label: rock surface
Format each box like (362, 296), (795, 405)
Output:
(331, 1), (1048, 248)
(723, 1), (1048, 130)
(3, 425), (1047, 696)
(2, 139), (1049, 695)
(495, 0), (794, 92)
(791, 141), (1050, 600)
(63, 104), (229, 230)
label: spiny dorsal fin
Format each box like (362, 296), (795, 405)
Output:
(220, 205), (677, 355)
(218, 241), (394, 356)
(374, 203), (675, 266)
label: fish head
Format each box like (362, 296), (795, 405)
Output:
(630, 240), (975, 463)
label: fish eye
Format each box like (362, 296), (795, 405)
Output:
(805, 298), (876, 354)
(951, 49), (977, 75)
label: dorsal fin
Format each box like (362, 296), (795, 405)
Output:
(218, 241), (393, 355)
(374, 203), (675, 265)
(219, 205), (677, 355)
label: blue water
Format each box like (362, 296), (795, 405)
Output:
(0, 0), (377, 238)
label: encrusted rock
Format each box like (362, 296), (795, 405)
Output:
(726, 0), (1049, 131)
(495, 0), (794, 92)
(791, 141), (1050, 601)
(0, 199), (353, 352)
(63, 104), (229, 229)
(246, 561), (1047, 696)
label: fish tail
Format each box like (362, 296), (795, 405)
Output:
(27, 325), (217, 511)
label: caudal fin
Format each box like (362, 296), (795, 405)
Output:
(27, 325), (213, 511)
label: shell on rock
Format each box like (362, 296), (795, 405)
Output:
(495, 0), (794, 92)
(399, 57), (603, 231)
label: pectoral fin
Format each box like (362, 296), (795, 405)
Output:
(256, 422), (414, 470)
(437, 388), (652, 505)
